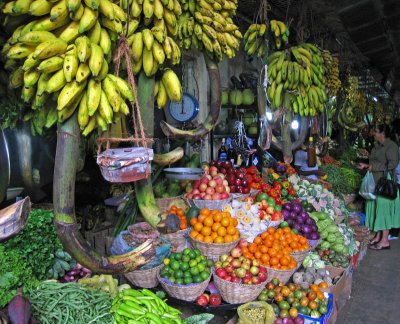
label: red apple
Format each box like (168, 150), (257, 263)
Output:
(199, 183), (208, 192)
(212, 193), (221, 200)
(204, 194), (212, 200)
(220, 192), (230, 199)
(250, 266), (259, 276)
(257, 271), (268, 282)
(216, 268), (227, 278)
(208, 179), (217, 188)
(225, 265), (234, 273)
(242, 277), (252, 284)
(266, 206), (275, 214)
(209, 166), (218, 176)
(193, 194), (201, 199)
(238, 239), (249, 249)
(186, 193), (193, 199)
(215, 185), (225, 193)
(252, 276), (261, 285)
(224, 275), (232, 282)
(200, 192), (206, 199)
(231, 259), (242, 268)
(196, 293), (209, 306)
(206, 187), (215, 195)
(259, 266), (267, 274)
(231, 276), (241, 283)
(193, 181), (200, 189)
(209, 293), (222, 306)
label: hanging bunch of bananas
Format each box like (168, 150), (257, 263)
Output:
(1, 0), (140, 136)
(123, 0), (183, 108)
(266, 43), (326, 117)
(343, 75), (367, 121)
(175, 0), (242, 61)
(270, 19), (289, 50)
(322, 49), (341, 96)
(242, 23), (268, 58)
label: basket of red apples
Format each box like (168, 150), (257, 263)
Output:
(185, 172), (231, 210)
(213, 242), (268, 304)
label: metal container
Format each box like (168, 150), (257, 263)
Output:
(0, 129), (10, 203)
(164, 168), (204, 180)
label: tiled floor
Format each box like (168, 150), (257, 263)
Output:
(336, 239), (400, 323)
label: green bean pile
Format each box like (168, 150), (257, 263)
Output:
(29, 281), (113, 324)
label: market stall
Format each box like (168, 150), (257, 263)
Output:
(0, 0), (398, 323)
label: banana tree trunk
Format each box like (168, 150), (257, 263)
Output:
(134, 72), (162, 228)
(53, 113), (155, 273)
(160, 55), (221, 139)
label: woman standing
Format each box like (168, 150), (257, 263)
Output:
(357, 124), (400, 250)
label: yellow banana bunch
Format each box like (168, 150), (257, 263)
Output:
(322, 50), (341, 96)
(242, 23), (268, 58)
(270, 19), (289, 49)
(266, 43), (327, 117)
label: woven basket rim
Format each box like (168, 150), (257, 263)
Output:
(290, 248), (311, 255)
(188, 235), (240, 247)
(213, 272), (266, 288)
(157, 271), (211, 289)
(264, 265), (297, 273)
(127, 262), (164, 274)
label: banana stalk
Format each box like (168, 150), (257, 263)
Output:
(160, 55), (221, 139)
(53, 112), (155, 273)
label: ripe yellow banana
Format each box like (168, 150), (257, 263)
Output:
(99, 0), (114, 20)
(23, 69), (40, 87)
(131, 32), (143, 62)
(82, 115), (96, 136)
(142, 47), (153, 77)
(87, 78), (101, 116)
(78, 91), (89, 129)
(36, 72), (51, 95)
(57, 79), (88, 110)
(63, 50), (79, 82)
(99, 28), (111, 55)
(32, 39), (68, 59)
(29, 0), (52, 16)
(152, 40), (165, 65)
(87, 43), (103, 77)
(83, 0), (99, 10)
(88, 21), (101, 44)
(106, 74), (134, 102)
(99, 90), (113, 123)
(67, 0), (81, 12)
(156, 80), (168, 108)
(37, 56), (64, 73)
(95, 59), (108, 81)
(50, 0), (69, 23)
(161, 68), (181, 102)
(58, 92), (84, 122)
(142, 28), (154, 51)
(76, 63), (91, 82)
(46, 69), (67, 93)
(7, 44), (35, 59)
(69, 3), (84, 20)
(79, 6), (98, 34)
(59, 21), (80, 43)
(75, 36), (91, 62)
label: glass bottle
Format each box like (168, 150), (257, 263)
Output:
(218, 138), (228, 162)
(307, 136), (317, 167)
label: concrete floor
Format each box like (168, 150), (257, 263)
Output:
(337, 239), (400, 324)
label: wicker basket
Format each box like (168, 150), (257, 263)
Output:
(157, 271), (211, 301)
(290, 248), (311, 264)
(264, 266), (297, 284)
(0, 197), (31, 242)
(124, 263), (164, 288)
(155, 195), (184, 212)
(231, 193), (251, 200)
(162, 228), (189, 252)
(185, 197), (232, 211)
(308, 239), (321, 250)
(213, 272), (266, 304)
(188, 235), (239, 260)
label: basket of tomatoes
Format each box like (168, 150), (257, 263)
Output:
(188, 208), (241, 259)
(242, 227), (306, 284)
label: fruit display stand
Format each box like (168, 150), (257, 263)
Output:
(189, 235), (240, 260)
(124, 263), (164, 289)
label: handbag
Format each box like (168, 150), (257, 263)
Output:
(359, 171), (376, 200)
(375, 165), (398, 200)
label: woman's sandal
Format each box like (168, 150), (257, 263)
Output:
(368, 238), (381, 245)
(369, 244), (390, 250)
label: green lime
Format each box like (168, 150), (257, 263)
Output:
(189, 260), (198, 268)
(193, 275), (203, 283)
(173, 253), (182, 261)
(183, 248), (192, 255)
(279, 310), (289, 319)
(183, 271), (192, 278)
(163, 265), (171, 273)
(196, 255), (205, 263)
(258, 292), (268, 301)
(200, 271), (210, 281)
(182, 255), (191, 263)
(183, 277), (193, 285)
(175, 270), (183, 278)
(280, 221), (289, 228)
(160, 269), (169, 278)
(180, 262), (189, 271)
(170, 260), (180, 271)
(169, 277), (176, 284)
(267, 289), (276, 299)
(190, 267), (199, 276)
(294, 290), (303, 300)
(175, 278), (183, 285)
(189, 251), (197, 259)
(193, 249), (202, 257)
(206, 259), (213, 267)
(319, 305), (328, 315)
(279, 301), (290, 310)
(197, 263), (206, 272)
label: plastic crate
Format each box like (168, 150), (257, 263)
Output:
(298, 293), (334, 324)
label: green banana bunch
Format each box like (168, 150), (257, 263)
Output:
(242, 23), (268, 58)
(270, 19), (289, 49)
(322, 50), (341, 96)
(176, 0), (242, 61)
(266, 43), (327, 117)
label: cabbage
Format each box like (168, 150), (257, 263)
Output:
(327, 234), (337, 243)
(320, 241), (331, 250)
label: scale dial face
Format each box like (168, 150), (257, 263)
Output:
(167, 93), (199, 123)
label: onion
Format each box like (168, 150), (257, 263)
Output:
(283, 202), (292, 211)
(82, 268), (91, 273)
(294, 316), (305, 324)
(66, 269), (80, 276)
(275, 318), (284, 324)
(302, 225), (312, 234)
(63, 275), (75, 282)
(283, 317), (294, 324)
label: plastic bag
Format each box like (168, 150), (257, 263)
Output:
(110, 230), (133, 255)
(237, 301), (276, 324)
(359, 171), (376, 200)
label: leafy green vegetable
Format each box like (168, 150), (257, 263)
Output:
(320, 164), (361, 195)
(0, 209), (62, 307)
(185, 313), (214, 324)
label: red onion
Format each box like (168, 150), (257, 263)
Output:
(294, 316), (305, 324)
(283, 202), (292, 211)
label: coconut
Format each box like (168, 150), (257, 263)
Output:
(229, 89), (243, 106)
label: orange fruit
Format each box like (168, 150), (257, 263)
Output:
(248, 243), (257, 253)
(270, 257), (279, 265)
(226, 225), (236, 235)
(254, 236), (262, 245)
(280, 256), (290, 266)
(221, 217), (231, 227)
(224, 235), (233, 243)
(210, 232), (218, 240)
(254, 251), (262, 259)
(259, 245), (268, 254)
(189, 218), (197, 226)
(214, 236), (225, 244)
(203, 216), (214, 227)
(212, 222), (221, 232)
(200, 208), (210, 216)
(231, 218), (238, 227)
(267, 227), (275, 234)
(196, 234), (204, 242)
(310, 284), (320, 293)
(283, 227), (291, 234)
(319, 282), (329, 289)
(213, 213), (223, 223)
(217, 226), (227, 237)
(317, 291), (325, 300)
(201, 226), (211, 236)
(232, 232), (240, 241)
(190, 230), (199, 238)
(193, 222), (203, 232)
(260, 254), (270, 264)
(176, 208), (184, 217)
(308, 300), (318, 310)
(204, 236), (213, 243)
(198, 214), (206, 223)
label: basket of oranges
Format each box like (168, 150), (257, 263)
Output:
(162, 205), (189, 252)
(188, 208), (241, 259)
(242, 227), (307, 284)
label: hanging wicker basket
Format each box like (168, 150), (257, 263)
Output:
(0, 197), (31, 242)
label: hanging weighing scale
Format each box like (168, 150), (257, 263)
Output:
(167, 92), (200, 123)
